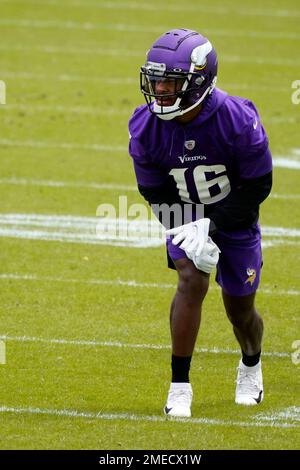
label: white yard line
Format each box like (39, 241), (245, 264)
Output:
(0, 214), (297, 231)
(0, 214), (299, 248)
(0, 0), (299, 18)
(272, 158), (300, 170)
(0, 44), (299, 68)
(270, 193), (300, 200)
(1, 139), (300, 168)
(222, 55), (299, 67)
(3, 104), (131, 116)
(0, 177), (137, 191)
(0, 138), (127, 152)
(266, 116), (299, 124)
(0, 272), (175, 290)
(2, 103), (295, 118)
(1, 227), (296, 248)
(0, 177), (299, 200)
(254, 407), (300, 422)
(0, 44), (141, 57)
(0, 332), (292, 358)
(0, 18), (299, 40)
(261, 239), (300, 249)
(0, 214), (299, 236)
(0, 228), (162, 247)
(262, 226), (300, 237)
(0, 272), (299, 298)
(0, 71), (136, 83)
(0, 404), (297, 428)
(1, 71), (299, 85)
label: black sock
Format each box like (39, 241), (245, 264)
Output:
(242, 350), (261, 367)
(171, 355), (192, 383)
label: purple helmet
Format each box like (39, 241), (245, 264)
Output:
(140, 28), (218, 120)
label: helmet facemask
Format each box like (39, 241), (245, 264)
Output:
(140, 64), (192, 120)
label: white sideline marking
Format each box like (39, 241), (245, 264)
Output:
(0, 405), (297, 428)
(0, 272), (299, 297)
(0, 333), (291, 358)
(0, 18), (299, 39)
(0, 214), (300, 237)
(272, 158), (300, 170)
(254, 407), (300, 423)
(0, 177), (299, 200)
(0, 214), (299, 248)
(0, 0), (299, 18)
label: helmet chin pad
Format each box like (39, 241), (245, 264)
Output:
(154, 79), (216, 120)
(153, 102), (182, 120)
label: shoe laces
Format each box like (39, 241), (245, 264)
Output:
(236, 367), (260, 394)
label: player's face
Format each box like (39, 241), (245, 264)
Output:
(154, 78), (185, 106)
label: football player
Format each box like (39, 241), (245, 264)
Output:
(128, 29), (272, 417)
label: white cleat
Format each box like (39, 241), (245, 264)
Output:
(164, 382), (193, 417)
(235, 359), (264, 406)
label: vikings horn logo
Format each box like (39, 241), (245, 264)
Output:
(245, 268), (257, 286)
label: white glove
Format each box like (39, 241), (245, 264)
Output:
(166, 218), (220, 273)
(192, 236), (220, 273)
(166, 218), (211, 258)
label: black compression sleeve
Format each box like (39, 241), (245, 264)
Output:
(138, 176), (182, 206)
(138, 177), (185, 229)
(208, 171), (272, 232)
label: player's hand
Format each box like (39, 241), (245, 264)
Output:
(166, 218), (211, 258)
(166, 218), (220, 273)
(192, 237), (220, 273)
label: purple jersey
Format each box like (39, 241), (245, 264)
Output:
(128, 88), (272, 207)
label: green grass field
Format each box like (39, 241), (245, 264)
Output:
(0, 0), (299, 450)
